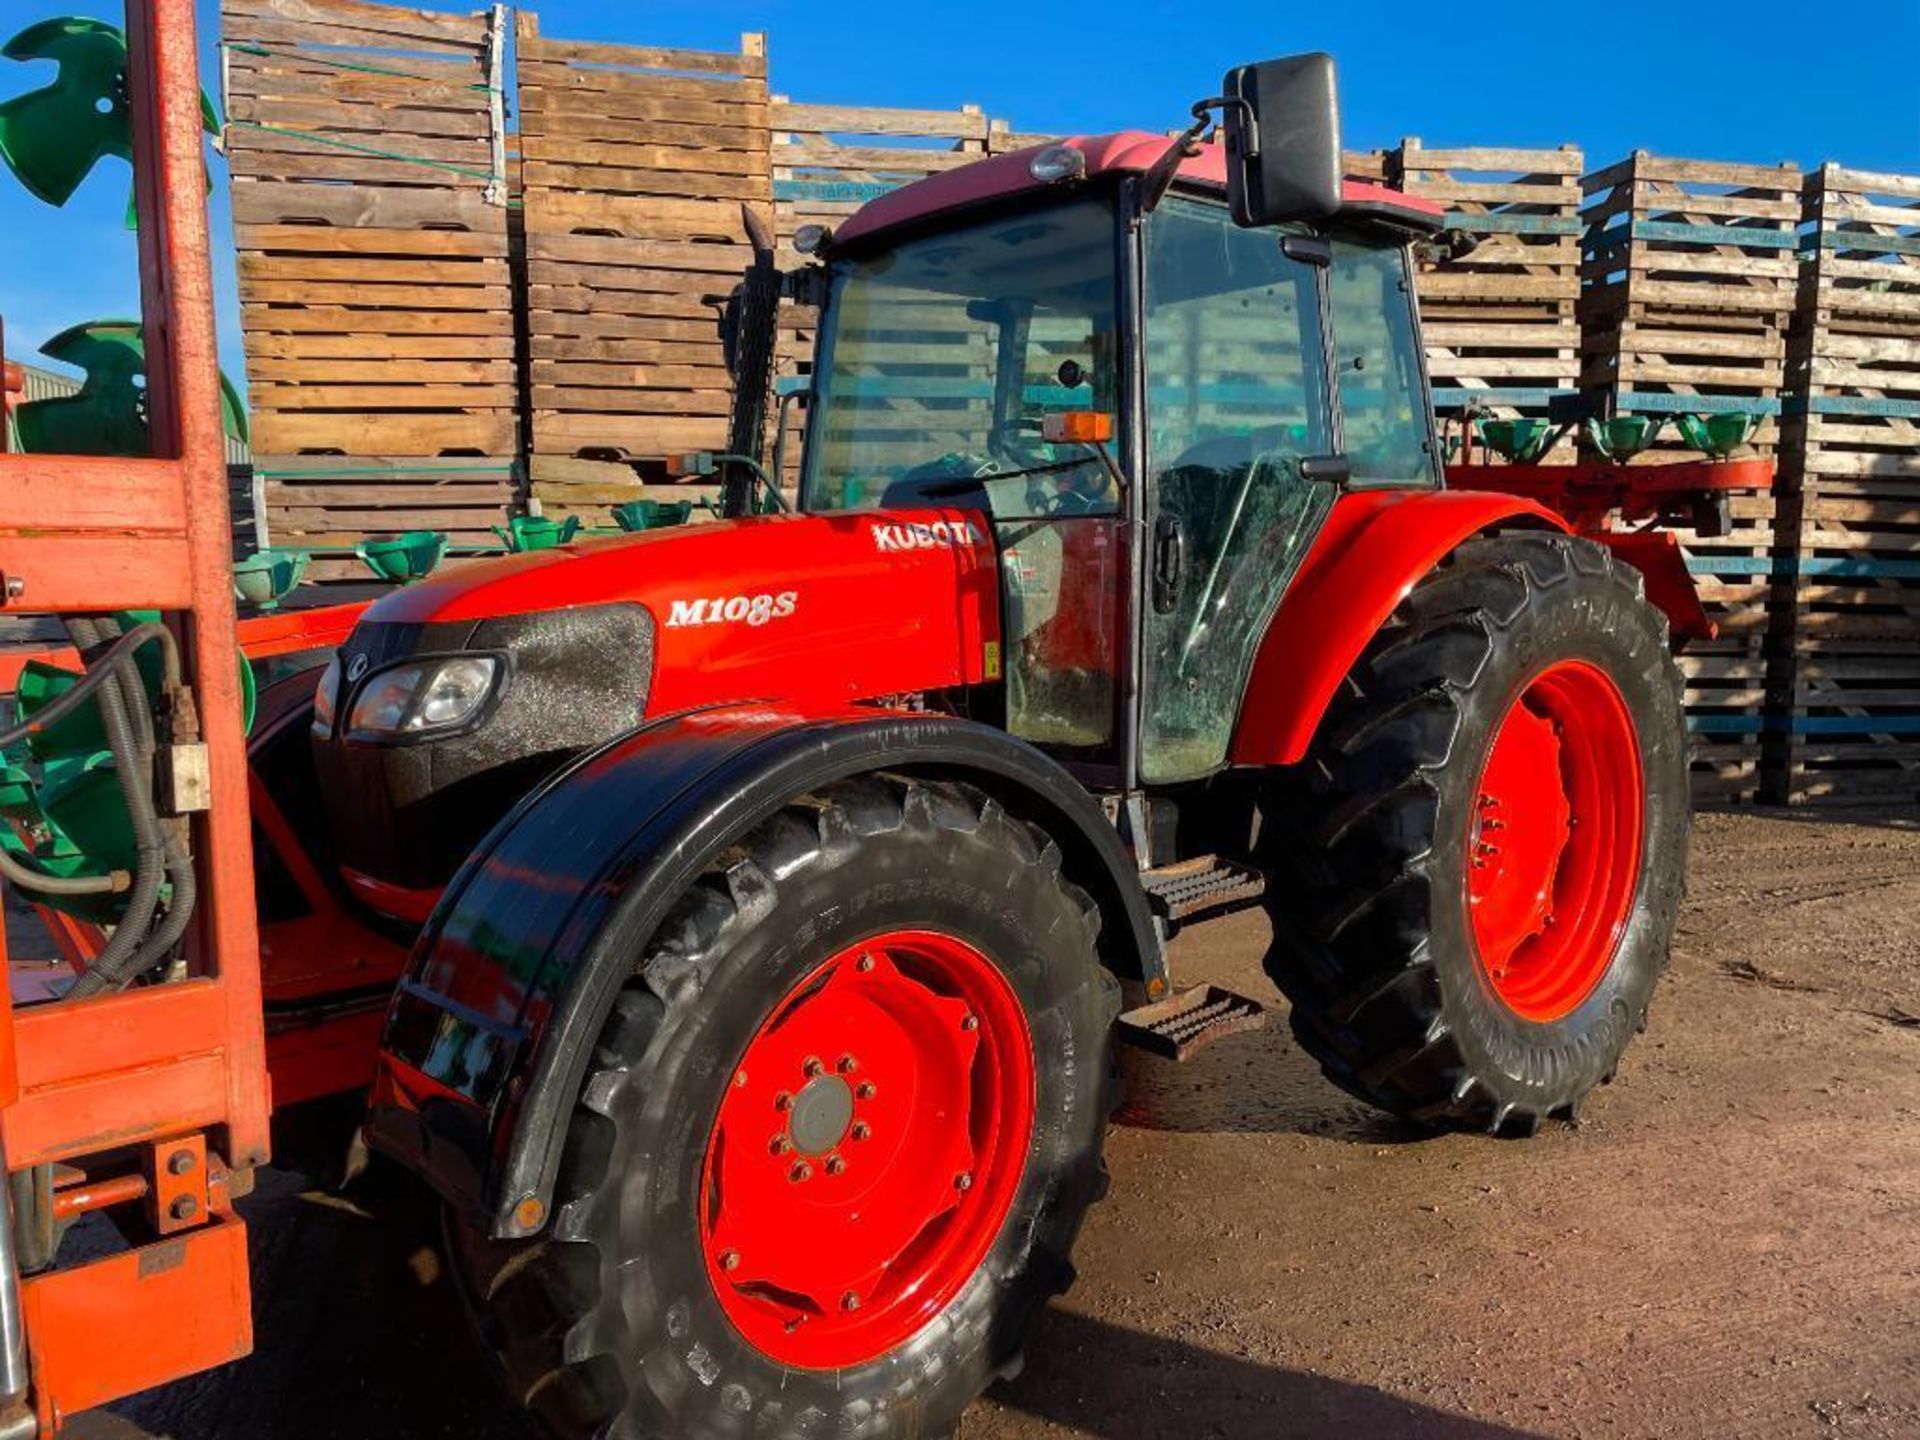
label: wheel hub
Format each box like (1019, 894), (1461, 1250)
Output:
(787, 1074), (855, 1156)
(1465, 660), (1644, 1023)
(700, 930), (1035, 1369)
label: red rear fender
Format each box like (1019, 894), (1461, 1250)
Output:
(1229, 489), (1567, 767)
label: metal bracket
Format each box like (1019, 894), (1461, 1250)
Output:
(480, 3), (509, 207)
(147, 1134), (209, 1236)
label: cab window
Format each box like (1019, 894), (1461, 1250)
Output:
(1328, 240), (1439, 487)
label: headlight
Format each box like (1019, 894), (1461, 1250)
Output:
(346, 656), (501, 741)
(311, 654), (341, 738)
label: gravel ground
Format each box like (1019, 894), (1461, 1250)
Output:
(68, 807), (1920, 1440)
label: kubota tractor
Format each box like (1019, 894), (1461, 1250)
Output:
(292, 55), (1700, 1439)
(0, 33), (1731, 1440)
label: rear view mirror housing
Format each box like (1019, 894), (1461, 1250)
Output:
(1221, 53), (1343, 228)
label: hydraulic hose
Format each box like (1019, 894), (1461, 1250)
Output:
(58, 619), (171, 998)
(0, 847), (125, 897)
(0, 624), (178, 752)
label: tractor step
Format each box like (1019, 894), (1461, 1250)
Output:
(1116, 984), (1267, 1062)
(1140, 855), (1266, 922)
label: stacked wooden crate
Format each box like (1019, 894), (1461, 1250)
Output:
(1579, 153), (1803, 802)
(1771, 164), (1920, 805)
(1393, 140), (1584, 461)
(1579, 153), (1801, 446)
(516, 20), (770, 524)
(222, 0), (517, 575)
(769, 98), (994, 488)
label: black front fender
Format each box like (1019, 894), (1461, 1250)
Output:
(364, 705), (1156, 1238)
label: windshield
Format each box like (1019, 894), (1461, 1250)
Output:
(800, 196), (1121, 519)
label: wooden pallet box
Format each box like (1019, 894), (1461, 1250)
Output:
(1393, 141), (1584, 459)
(221, 0), (519, 552)
(1579, 153), (1800, 456)
(516, 20), (770, 520)
(1768, 163), (1920, 803)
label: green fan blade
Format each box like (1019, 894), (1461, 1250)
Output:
(0, 16), (220, 217)
(0, 18), (129, 208)
(13, 319), (249, 458)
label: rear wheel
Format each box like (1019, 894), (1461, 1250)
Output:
(1261, 531), (1689, 1133)
(456, 774), (1118, 1439)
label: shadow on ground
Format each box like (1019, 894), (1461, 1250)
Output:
(983, 1308), (1545, 1440)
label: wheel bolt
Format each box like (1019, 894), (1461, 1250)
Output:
(850, 1122), (871, 1142)
(856, 1082), (876, 1100)
(769, 1135), (791, 1155)
(960, 1015), (979, 1032)
(954, 1172), (973, 1192)
(837, 1054), (857, 1074)
(733, 1070), (749, 1089)
(773, 1091), (792, 1112)
(803, 1056), (824, 1078)
(789, 1161), (812, 1184)
(856, 953), (875, 972)
(720, 1249), (741, 1271)
(840, 1291), (860, 1312)
(825, 1154), (846, 1176)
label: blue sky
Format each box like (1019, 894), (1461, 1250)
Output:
(2, 0), (1914, 388)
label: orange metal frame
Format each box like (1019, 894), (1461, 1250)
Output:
(0, 0), (265, 1427)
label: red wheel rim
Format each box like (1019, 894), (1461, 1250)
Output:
(1466, 660), (1644, 1023)
(698, 930), (1035, 1368)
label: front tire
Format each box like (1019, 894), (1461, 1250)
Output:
(1261, 530), (1689, 1134)
(457, 774), (1119, 1440)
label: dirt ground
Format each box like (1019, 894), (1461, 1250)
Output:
(70, 807), (1920, 1440)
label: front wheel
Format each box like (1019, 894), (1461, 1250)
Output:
(456, 774), (1119, 1439)
(1261, 531), (1689, 1134)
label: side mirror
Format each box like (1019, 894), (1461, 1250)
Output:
(1221, 53), (1342, 228)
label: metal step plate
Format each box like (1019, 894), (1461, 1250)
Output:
(1116, 984), (1267, 1062)
(1140, 855), (1267, 922)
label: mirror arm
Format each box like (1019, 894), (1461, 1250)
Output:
(1141, 94), (1253, 216)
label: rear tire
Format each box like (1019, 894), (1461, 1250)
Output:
(1260, 530), (1689, 1134)
(454, 773), (1119, 1440)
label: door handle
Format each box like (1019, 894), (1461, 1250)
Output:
(1152, 513), (1185, 614)
(1299, 454), (1352, 485)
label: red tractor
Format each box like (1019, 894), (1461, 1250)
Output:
(305, 56), (1695, 1438)
(2, 43), (1717, 1440)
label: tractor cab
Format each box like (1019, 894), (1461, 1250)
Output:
(781, 108), (1445, 787)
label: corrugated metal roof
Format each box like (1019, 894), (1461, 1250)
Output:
(19, 363), (79, 404)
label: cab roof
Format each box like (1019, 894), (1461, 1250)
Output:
(830, 130), (1445, 250)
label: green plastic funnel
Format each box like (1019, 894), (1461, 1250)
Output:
(494, 514), (581, 552)
(12, 320), (249, 458)
(233, 549), (308, 610)
(611, 499), (694, 532)
(1583, 414), (1666, 462)
(358, 530), (447, 583)
(1475, 417), (1563, 465)
(1674, 411), (1761, 459)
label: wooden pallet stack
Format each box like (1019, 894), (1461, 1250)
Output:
(1579, 153), (1801, 447)
(1769, 163), (1920, 805)
(515, 19), (769, 524)
(1393, 140), (1584, 459)
(768, 98), (995, 488)
(222, 0), (517, 575)
(1579, 153), (1803, 802)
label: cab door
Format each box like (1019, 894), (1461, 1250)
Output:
(1137, 197), (1335, 782)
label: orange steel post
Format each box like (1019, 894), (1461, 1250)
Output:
(127, 0), (272, 1173)
(0, 0), (268, 1426)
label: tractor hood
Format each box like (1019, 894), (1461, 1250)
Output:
(361, 508), (1001, 715)
(315, 508), (1002, 903)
